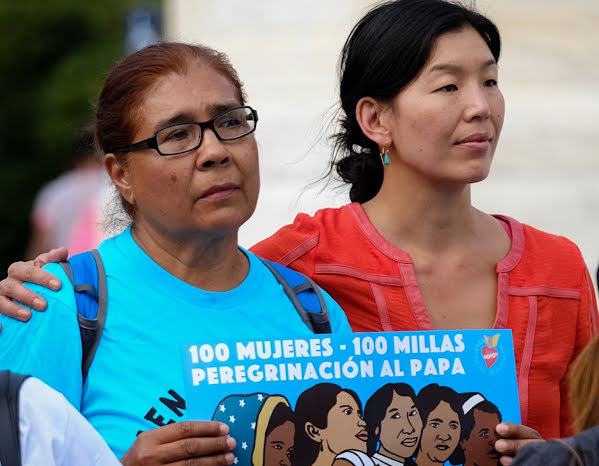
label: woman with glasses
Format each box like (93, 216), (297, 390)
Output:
(0, 42), (350, 464)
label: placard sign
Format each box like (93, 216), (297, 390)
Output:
(182, 330), (520, 465)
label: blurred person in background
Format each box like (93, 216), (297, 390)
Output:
(26, 128), (108, 259)
(512, 335), (599, 465)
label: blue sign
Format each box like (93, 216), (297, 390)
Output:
(182, 330), (520, 465)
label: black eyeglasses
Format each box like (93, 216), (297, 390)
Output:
(110, 106), (258, 156)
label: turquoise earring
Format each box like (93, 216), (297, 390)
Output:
(380, 148), (390, 166)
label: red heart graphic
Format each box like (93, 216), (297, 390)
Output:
(482, 346), (498, 368)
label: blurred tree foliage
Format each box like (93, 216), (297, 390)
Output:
(0, 0), (159, 273)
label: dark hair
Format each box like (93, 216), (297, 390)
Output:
(293, 383), (362, 466)
(265, 402), (295, 438)
(416, 383), (464, 465)
(95, 42), (246, 218)
(459, 393), (501, 441)
(331, 0), (501, 203)
(364, 383), (418, 455)
(570, 335), (599, 432)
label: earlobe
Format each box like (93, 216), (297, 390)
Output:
(105, 153), (135, 205)
(305, 422), (321, 442)
(355, 96), (392, 149)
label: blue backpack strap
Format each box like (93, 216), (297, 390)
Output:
(258, 258), (331, 334)
(0, 370), (30, 466)
(59, 249), (107, 382)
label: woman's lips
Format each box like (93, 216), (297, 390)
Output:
(401, 437), (418, 447)
(458, 140), (490, 151)
(201, 183), (237, 199)
(356, 430), (368, 441)
(435, 444), (450, 450)
(455, 133), (491, 151)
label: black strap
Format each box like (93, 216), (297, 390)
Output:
(59, 249), (108, 382)
(82, 249), (107, 382)
(0, 370), (30, 466)
(258, 258), (331, 333)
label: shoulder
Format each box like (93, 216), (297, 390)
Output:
(514, 428), (599, 465)
(251, 204), (352, 264)
(335, 449), (376, 466)
(522, 224), (584, 261)
(501, 216), (588, 286)
(0, 262), (77, 332)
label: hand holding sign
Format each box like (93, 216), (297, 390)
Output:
(120, 421), (235, 466)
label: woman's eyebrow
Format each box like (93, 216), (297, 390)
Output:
(153, 103), (240, 131)
(154, 112), (196, 131)
(206, 102), (239, 114)
(427, 58), (497, 75)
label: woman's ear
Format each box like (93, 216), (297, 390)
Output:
(355, 96), (393, 149)
(105, 153), (135, 206)
(305, 422), (322, 442)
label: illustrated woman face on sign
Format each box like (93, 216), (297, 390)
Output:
(364, 383), (423, 462)
(252, 396), (295, 466)
(294, 383), (367, 466)
(415, 384), (463, 466)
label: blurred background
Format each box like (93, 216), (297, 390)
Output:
(1, 0), (598, 281)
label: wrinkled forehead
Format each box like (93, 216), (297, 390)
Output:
(129, 64), (242, 135)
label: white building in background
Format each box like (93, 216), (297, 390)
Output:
(163, 0), (599, 276)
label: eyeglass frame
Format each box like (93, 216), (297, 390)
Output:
(108, 105), (259, 156)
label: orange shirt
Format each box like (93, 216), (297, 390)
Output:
(251, 203), (598, 439)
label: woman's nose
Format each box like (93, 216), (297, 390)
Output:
(463, 86), (492, 121)
(437, 432), (451, 441)
(400, 419), (415, 434)
(195, 128), (231, 169)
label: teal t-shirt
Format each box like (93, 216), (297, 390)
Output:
(0, 227), (350, 458)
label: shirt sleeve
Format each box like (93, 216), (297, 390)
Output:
(19, 377), (121, 466)
(250, 212), (320, 273)
(0, 263), (83, 409)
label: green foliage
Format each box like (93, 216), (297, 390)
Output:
(0, 0), (159, 273)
